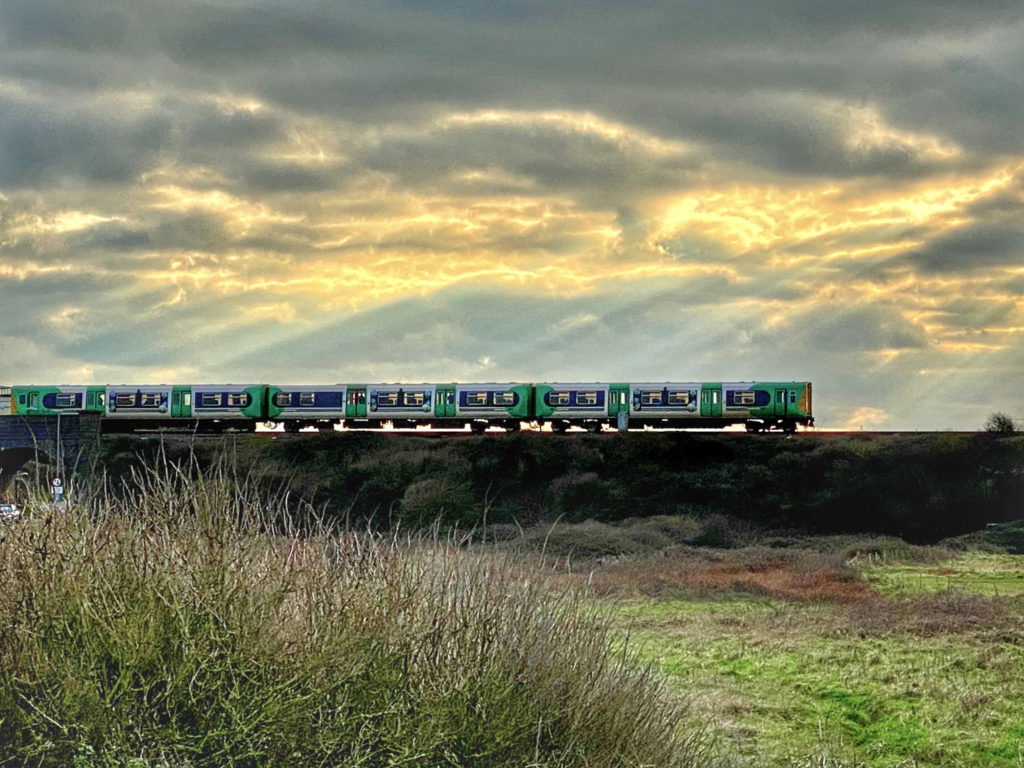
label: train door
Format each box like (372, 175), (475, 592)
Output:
(346, 387), (367, 418)
(434, 386), (456, 418)
(700, 384), (722, 417)
(608, 384), (630, 430)
(774, 388), (787, 417)
(171, 387), (191, 418)
(607, 384), (629, 417)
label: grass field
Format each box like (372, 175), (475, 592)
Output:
(2, 456), (1022, 766)
(581, 547), (1024, 767)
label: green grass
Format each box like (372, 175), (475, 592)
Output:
(865, 552), (1024, 596)
(601, 555), (1024, 768)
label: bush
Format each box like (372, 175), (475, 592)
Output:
(985, 412), (1016, 434)
(0, 458), (705, 767)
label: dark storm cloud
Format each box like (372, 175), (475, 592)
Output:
(926, 298), (1018, 333)
(356, 120), (702, 201)
(65, 224), (151, 252)
(751, 304), (930, 359)
(3, 0), (1020, 178)
(0, 97), (173, 188)
(904, 222), (1024, 273)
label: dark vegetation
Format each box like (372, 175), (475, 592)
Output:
(96, 430), (1024, 542)
(985, 411), (1017, 434)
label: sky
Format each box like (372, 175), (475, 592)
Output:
(1, 0), (1022, 430)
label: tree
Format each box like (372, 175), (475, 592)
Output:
(985, 412), (1016, 435)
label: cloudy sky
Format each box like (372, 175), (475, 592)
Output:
(1, 0), (1022, 429)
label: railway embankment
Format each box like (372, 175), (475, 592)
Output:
(88, 430), (1024, 544)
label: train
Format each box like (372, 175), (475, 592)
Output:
(6, 381), (813, 433)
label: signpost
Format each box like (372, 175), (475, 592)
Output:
(51, 477), (63, 502)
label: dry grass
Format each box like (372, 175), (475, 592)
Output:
(0, 454), (708, 768)
(578, 546), (878, 604)
(844, 590), (1024, 639)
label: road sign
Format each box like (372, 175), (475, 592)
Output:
(52, 478), (63, 501)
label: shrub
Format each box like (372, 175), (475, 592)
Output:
(0, 457), (705, 768)
(984, 412), (1016, 434)
(690, 513), (760, 548)
(398, 476), (475, 529)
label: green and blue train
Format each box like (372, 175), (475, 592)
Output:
(7, 380), (813, 433)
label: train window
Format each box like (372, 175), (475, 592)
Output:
(467, 391), (489, 406)
(713, 391), (720, 404)
(202, 393), (222, 407)
(576, 391), (597, 406)
(183, 393), (191, 407)
(734, 391), (755, 406)
(668, 391), (690, 405)
(275, 393), (293, 407)
(347, 391), (365, 405)
(776, 390), (784, 404)
(98, 393), (105, 406)
(139, 393), (161, 407)
(55, 393), (77, 408)
(640, 391), (662, 406)
(493, 391), (515, 407)
(548, 391), (570, 406)
(227, 393), (249, 407)
(300, 393), (315, 406)
(789, 391), (797, 404)
(377, 392), (398, 407)
(115, 393), (135, 407)
(404, 392), (425, 406)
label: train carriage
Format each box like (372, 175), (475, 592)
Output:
(266, 385), (347, 432)
(452, 383), (531, 432)
(10, 385), (106, 416)
(534, 382), (615, 433)
(105, 386), (177, 419)
(365, 383), (438, 427)
(188, 385), (265, 427)
(629, 382), (702, 425)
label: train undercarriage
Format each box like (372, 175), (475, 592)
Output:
(100, 417), (803, 435)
